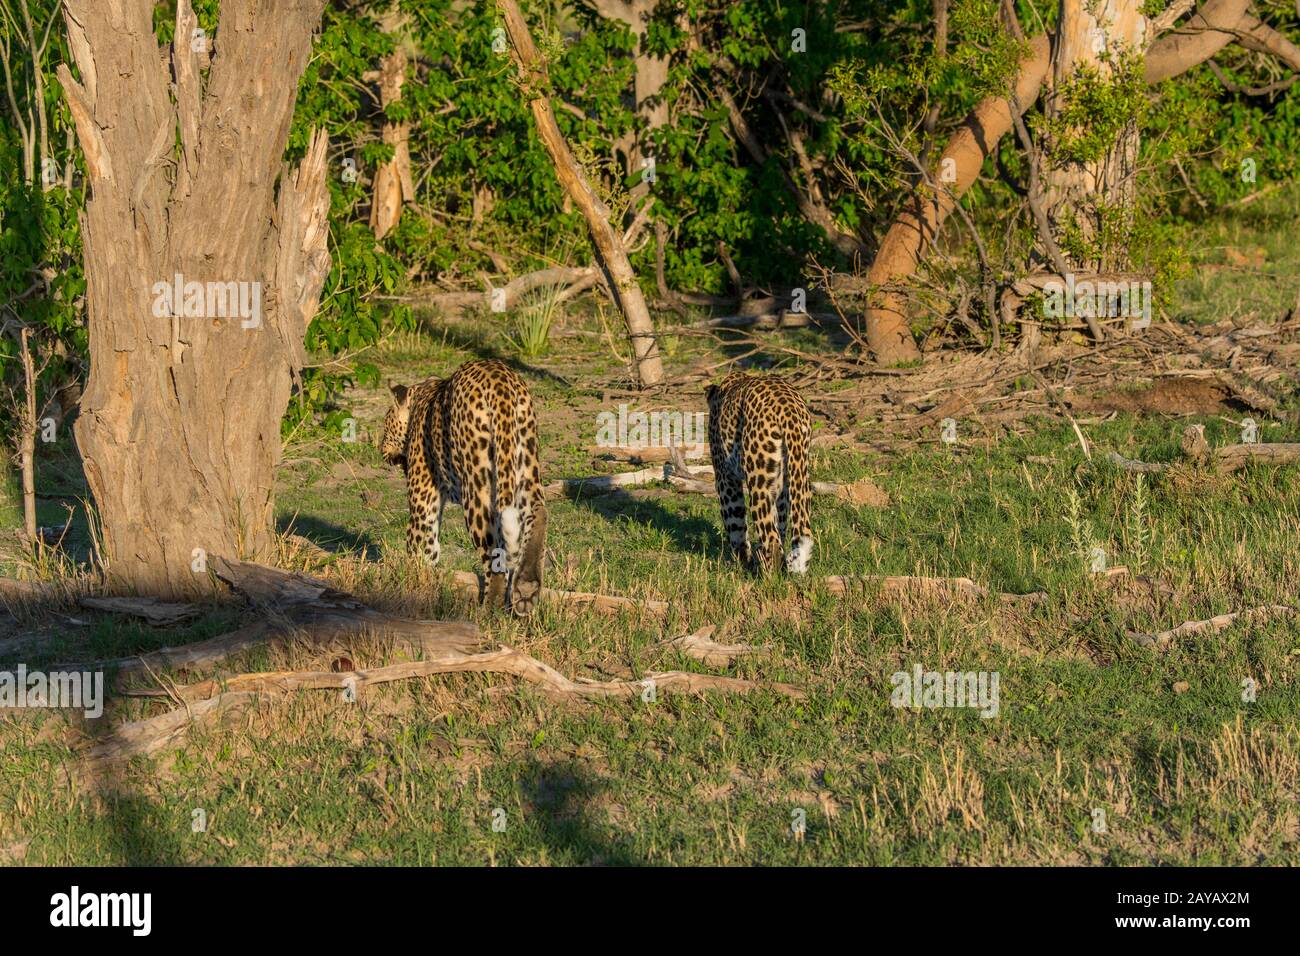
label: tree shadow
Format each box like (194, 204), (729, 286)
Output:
(516, 758), (642, 866)
(415, 311), (575, 389)
(568, 487), (721, 555)
(276, 514), (382, 561)
(95, 790), (190, 866)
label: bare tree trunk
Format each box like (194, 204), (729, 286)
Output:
(500, 0), (665, 388)
(58, 0), (331, 597)
(1040, 1), (1147, 273)
(368, 6), (413, 239)
(18, 327), (37, 545)
(590, 0), (669, 183)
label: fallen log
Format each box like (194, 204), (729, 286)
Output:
(551, 457), (886, 502)
(61, 556), (482, 680)
(821, 574), (1046, 605)
(0, 577), (64, 605)
(1214, 442), (1300, 472)
(78, 596), (200, 627)
(587, 444), (708, 463)
(544, 466), (666, 498)
(86, 691), (260, 765)
(1106, 451), (1167, 474)
(1106, 441), (1300, 475)
(79, 609), (483, 680)
(1126, 604), (1295, 651)
(117, 648), (800, 709)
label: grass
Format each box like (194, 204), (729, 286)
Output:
(2, 194), (1300, 866)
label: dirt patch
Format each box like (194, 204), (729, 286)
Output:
(833, 477), (891, 508)
(1070, 376), (1241, 416)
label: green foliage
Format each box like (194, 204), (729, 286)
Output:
(1041, 51), (1147, 166)
(5, 0), (1300, 443)
(948, 0), (1032, 99)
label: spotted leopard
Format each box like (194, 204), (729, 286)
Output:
(381, 360), (546, 614)
(705, 369), (813, 574)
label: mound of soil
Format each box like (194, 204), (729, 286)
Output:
(1070, 377), (1243, 416)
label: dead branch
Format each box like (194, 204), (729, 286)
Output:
(1106, 451), (1167, 474)
(1105, 438), (1300, 475)
(1213, 442), (1300, 471)
(821, 574), (1046, 605)
(86, 646), (801, 768)
(544, 465), (666, 497)
(587, 444), (709, 463)
(69, 557), (484, 678)
(1126, 604), (1295, 650)
(499, 0), (664, 387)
(662, 625), (763, 666)
(448, 569), (669, 619)
(78, 596), (200, 627)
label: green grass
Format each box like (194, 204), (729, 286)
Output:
(3, 193), (1300, 866)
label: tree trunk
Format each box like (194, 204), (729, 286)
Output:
(58, 0), (331, 597)
(500, 0), (665, 388)
(368, 6), (414, 239)
(860, 35), (1051, 365)
(859, 0), (1258, 362)
(1040, 1), (1147, 273)
(18, 327), (37, 545)
(591, 0), (670, 184)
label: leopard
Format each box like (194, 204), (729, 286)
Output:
(381, 359), (547, 614)
(705, 369), (813, 574)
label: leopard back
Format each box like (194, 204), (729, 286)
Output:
(706, 370), (813, 573)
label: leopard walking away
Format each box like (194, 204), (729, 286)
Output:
(705, 370), (813, 574)
(381, 360), (547, 613)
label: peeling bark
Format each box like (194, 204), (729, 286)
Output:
(58, 0), (331, 597)
(368, 6), (414, 239)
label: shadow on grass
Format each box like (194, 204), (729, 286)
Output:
(277, 514), (383, 561)
(517, 758), (642, 866)
(414, 312), (574, 388)
(97, 791), (190, 866)
(569, 487), (721, 555)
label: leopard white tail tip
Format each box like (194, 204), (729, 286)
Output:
(786, 535), (813, 574)
(501, 506), (522, 558)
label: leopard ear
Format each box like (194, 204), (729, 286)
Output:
(704, 383), (719, 403)
(389, 382), (409, 404)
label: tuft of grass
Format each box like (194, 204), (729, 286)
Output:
(504, 286), (562, 360)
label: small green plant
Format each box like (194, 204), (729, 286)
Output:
(1124, 473), (1152, 572)
(504, 286), (562, 360)
(1065, 485), (1102, 574)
